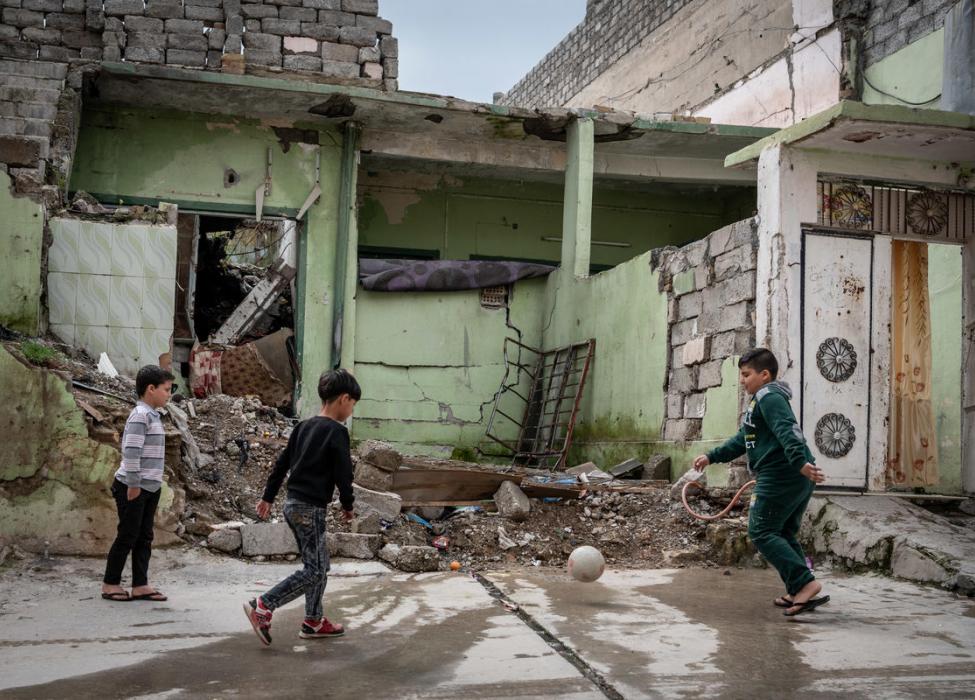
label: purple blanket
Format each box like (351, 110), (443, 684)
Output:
(358, 259), (556, 292)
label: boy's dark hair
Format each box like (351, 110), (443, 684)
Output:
(739, 348), (778, 379)
(136, 365), (175, 397)
(318, 368), (362, 404)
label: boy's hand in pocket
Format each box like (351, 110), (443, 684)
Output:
(800, 463), (825, 483)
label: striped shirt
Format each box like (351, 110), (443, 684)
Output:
(114, 401), (165, 492)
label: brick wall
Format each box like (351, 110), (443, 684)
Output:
(862, 0), (956, 66)
(651, 218), (758, 444)
(498, 0), (695, 109)
(0, 0), (398, 85)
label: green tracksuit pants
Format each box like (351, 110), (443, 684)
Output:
(748, 477), (816, 596)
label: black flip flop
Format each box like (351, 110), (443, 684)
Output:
(783, 595), (830, 616)
(131, 591), (168, 601)
(101, 591), (131, 602)
(775, 594), (829, 608)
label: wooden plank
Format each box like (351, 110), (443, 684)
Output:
(76, 398), (105, 423)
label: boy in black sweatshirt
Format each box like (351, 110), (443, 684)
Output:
(244, 369), (360, 646)
(694, 348), (829, 617)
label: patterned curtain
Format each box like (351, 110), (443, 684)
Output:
(888, 241), (939, 487)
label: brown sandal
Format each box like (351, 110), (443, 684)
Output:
(131, 590), (168, 601)
(101, 591), (131, 602)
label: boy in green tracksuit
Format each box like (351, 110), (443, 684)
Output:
(694, 348), (828, 617)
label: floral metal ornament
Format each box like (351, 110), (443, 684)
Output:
(816, 337), (858, 383)
(829, 185), (872, 229)
(815, 413), (856, 459)
(906, 191), (948, 236)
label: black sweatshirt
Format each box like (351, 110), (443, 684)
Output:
(262, 416), (355, 511)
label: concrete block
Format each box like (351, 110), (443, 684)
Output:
(242, 31), (281, 50)
(124, 46), (164, 62)
(226, 14), (243, 33)
(207, 527), (242, 552)
(494, 480), (530, 521)
(22, 27), (61, 44)
(673, 267), (699, 296)
(697, 360), (724, 389)
(84, 6), (104, 30)
(318, 9), (353, 24)
(360, 60), (381, 79)
(338, 25), (375, 46)
(342, 0), (377, 13)
(0, 25), (18, 41)
(39, 44), (78, 60)
(356, 14), (390, 33)
(670, 317), (698, 347)
(2, 8), (43, 26)
(283, 35), (317, 53)
(699, 299), (750, 334)
(379, 544), (440, 572)
(353, 483), (401, 520)
(303, 0), (340, 8)
(221, 52), (244, 73)
(80, 45), (103, 59)
(684, 392), (706, 419)
(682, 237), (708, 267)
(43, 12), (85, 29)
(351, 510), (382, 534)
(263, 17), (302, 35)
(321, 58), (358, 77)
(266, 0), (302, 6)
(104, 16), (123, 31)
(244, 18), (260, 30)
(127, 31), (166, 49)
(669, 366), (696, 394)
(713, 271), (756, 306)
(242, 2), (277, 18)
(223, 33), (241, 52)
(146, 0), (184, 19)
(165, 18), (204, 33)
(663, 418), (702, 442)
(354, 461), (394, 491)
(102, 30), (125, 47)
(243, 48), (281, 65)
(124, 15), (163, 32)
(666, 392), (683, 418)
(205, 49), (222, 68)
(667, 298), (678, 324)
(105, 46), (124, 61)
(682, 335), (710, 366)
(103, 0), (144, 16)
(23, 0), (61, 12)
(694, 264), (710, 290)
(644, 454), (672, 481)
(184, 4), (223, 21)
(358, 44), (379, 62)
(208, 28), (226, 49)
(707, 223), (735, 257)
(321, 39), (357, 61)
(301, 22), (339, 40)
(329, 532), (380, 559)
(0, 135), (41, 166)
(240, 522), (298, 556)
(279, 5), (316, 21)
(677, 291), (702, 320)
(359, 439), (403, 471)
(59, 28), (100, 47)
(62, 0), (86, 12)
(167, 48), (206, 66)
(168, 33), (209, 51)
(185, 0), (222, 6)
(714, 245), (756, 281)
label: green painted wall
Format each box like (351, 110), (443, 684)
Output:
(863, 30), (943, 109)
(357, 169), (751, 268)
(928, 244), (962, 492)
(0, 171), (44, 333)
(352, 278), (546, 456)
(69, 105), (344, 416)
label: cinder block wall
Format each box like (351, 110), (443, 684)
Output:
(0, 0), (398, 83)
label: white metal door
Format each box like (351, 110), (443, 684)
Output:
(802, 231), (873, 488)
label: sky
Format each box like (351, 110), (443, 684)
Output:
(380, 1), (586, 103)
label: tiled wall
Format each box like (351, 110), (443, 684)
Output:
(48, 218), (177, 376)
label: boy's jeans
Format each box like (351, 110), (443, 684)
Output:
(260, 498), (330, 620)
(748, 478), (816, 596)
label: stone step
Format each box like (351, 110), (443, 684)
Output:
(0, 72), (64, 90)
(0, 85), (61, 104)
(0, 100), (57, 120)
(0, 58), (67, 80)
(0, 115), (52, 139)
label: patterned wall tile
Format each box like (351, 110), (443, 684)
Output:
(109, 275), (144, 328)
(142, 277), (176, 331)
(108, 326), (143, 375)
(76, 222), (113, 275)
(111, 225), (145, 278)
(140, 329), (172, 369)
(75, 325), (109, 359)
(47, 271), (77, 325)
(50, 324), (75, 345)
(48, 219), (80, 274)
(75, 273), (111, 327)
(144, 225), (178, 278)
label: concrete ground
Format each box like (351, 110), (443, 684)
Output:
(1, 548), (974, 699)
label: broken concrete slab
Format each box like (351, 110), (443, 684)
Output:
(644, 455), (672, 481)
(240, 522), (298, 556)
(351, 510), (383, 535)
(803, 495), (975, 594)
(378, 543), (441, 572)
(329, 532), (381, 559)
(353, 483), (402, 520)
(207, 527), (242, 553)
(607, 458), (643, 479)
(494, 480), (531, 521)
(358, 439), (402, 472)
(354, 460), (394, 491)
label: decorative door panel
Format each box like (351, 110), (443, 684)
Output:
(802, 231), (873, 488)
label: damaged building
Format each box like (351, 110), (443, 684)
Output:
(1, 0), (974, 573)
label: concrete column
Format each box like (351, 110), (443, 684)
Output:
(754, 144), (817, 410)
(963, 233), (975, 493)
(561, 117), (594, 279)
(334, 121), (361, 372)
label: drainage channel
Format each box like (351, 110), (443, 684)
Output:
(472, 572), (625, 700)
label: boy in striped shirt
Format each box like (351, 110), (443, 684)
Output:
(101, 365), (174, 602)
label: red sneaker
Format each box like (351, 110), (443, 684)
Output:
(299, 617), (345, 639)
(243, 598), (273, 646)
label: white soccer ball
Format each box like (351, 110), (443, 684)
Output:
(567, 545), (605, 582)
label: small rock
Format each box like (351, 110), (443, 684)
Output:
(329, 532), (381, 560)
(494, 480), (531, 521)
(959, 499), (975, 516)
(358, 440), (403, 472)
(351, 511), (383, 535)
(207, 528), (242, 553)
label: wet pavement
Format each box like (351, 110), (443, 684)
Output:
(1, 549), (974, 699)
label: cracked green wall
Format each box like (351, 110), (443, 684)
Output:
(0, 171), (44, 333)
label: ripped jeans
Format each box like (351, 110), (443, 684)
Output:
(260, 498), (331, 620)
